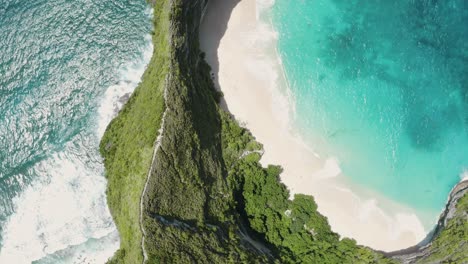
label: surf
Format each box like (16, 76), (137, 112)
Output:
(0, 1), (153, 262)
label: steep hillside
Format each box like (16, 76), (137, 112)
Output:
(100, 0), (467, 263)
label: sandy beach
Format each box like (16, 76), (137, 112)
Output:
(199, 0), (427, 251)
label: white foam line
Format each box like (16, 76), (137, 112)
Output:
(97, 36), (154, 138)
(461, 169), (468, 182)
(257, 0), (298, 126)
(0, 153), (118, 264)
(0, 33), (154, 264)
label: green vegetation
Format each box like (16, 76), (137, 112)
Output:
(139, 1), (267, 262)
(100, 0), (468, 263)
(222, 113), (394, 264)
(99, 0), (170, 262)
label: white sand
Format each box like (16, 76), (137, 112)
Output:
(200, 0), (427, 252)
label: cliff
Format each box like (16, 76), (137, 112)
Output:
(100, 0), (467, 263)
(389, 181), (468, 263)
(101, 0), (269, 262)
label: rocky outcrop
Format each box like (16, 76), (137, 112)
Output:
(388, 180), (468, 263)
(433, 181), (468, 237)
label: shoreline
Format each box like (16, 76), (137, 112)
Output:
(200, 0), (429, 251)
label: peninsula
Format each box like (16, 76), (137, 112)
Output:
(100, 0), (468, 263)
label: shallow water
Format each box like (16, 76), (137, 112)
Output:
(271, 0), (468, 224)
(0, 0), (152, 262)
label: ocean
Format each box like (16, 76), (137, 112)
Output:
(271, 0), (468, 226)
(0, 0), (152, 262)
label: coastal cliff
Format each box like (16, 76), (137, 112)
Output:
(100, 0), (467, 263)
(389, 181), (468, 263)
(101, 0), (269, 262)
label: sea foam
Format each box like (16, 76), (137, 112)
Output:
(0, 35), (153, 264)
(461, 170), (468, 182)
(97, 36), (153, 138)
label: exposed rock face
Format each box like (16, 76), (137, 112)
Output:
(434, 181), (468, 237)
(388, 180), (468, 263)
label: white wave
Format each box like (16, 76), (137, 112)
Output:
(0, 152), (117, 263)
(0, 32), (153, 264)
(36, 230), (120, 264)
(256, 0), (276, 17)
(97, 35), (153, 138)
(460, 169), (468, 182)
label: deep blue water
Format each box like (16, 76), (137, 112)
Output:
(272, 0), (468, 221)
(0, 0), (151, 262)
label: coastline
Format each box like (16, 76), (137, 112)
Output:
(199, 0), (428, 251)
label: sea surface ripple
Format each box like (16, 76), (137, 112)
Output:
(0, 0), (152, 262)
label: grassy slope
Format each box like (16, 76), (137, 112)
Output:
(99, 1), (170, 263)
(100, 0), (467, 263)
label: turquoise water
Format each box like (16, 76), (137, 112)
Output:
(272, 0), (468, 219)
(0, 0), (151, 262)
